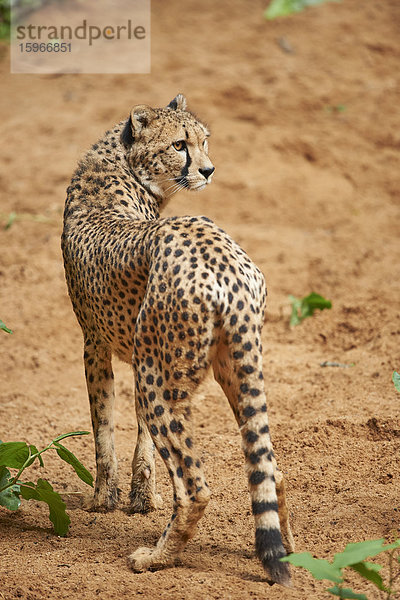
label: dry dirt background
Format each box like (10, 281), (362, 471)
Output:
(1, 1), (400, 598)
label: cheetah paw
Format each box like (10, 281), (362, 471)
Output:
(128, 491), (163, 514)
(128, 547), (159, 572)
(82, 487), (120, 512)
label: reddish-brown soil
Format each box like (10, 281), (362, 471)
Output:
(1, 1), (399, 598)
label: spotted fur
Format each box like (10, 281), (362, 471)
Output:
(61, 94), (294, 585)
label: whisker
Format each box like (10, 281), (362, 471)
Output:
(166, 181), (189, 198)
(164, 182), (183, 194)
(165, 183), (184, 196)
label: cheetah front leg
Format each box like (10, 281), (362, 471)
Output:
(129, 414), (163, 513)
(83, 336), (119, 511)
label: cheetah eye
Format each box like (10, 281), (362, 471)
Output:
(172, 140), (186, 152)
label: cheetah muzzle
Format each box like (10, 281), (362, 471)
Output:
(61, 93), (294, 586)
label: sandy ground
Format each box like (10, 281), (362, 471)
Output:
(0, 0), (399, 598)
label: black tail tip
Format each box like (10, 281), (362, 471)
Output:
(255, 528), (292, 586)
(263, 557), (292, 587)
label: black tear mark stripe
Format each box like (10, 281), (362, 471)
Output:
(181, 146), (192, 178)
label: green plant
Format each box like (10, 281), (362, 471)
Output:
(264, 0), (338, 20)
(0, 0), (10, 40)
(0, 431), (93, 535)
(325, 104), (347, 114)
(393, 371), (400, 393)
(4, 211), (17, 229)
(1, 211), (51, 230)
(289, 291), (332, 326)
(1, 0), (57, 41)
(281, 538), (400, 599)
(0, 319), (12, 334)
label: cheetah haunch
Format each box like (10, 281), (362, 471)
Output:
(61, 94), (294, 585)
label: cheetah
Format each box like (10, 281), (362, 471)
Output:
(61, 94), (294, 585)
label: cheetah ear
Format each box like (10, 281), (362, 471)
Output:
(120, 104), (157, 147)
(167, 94), (187, 111)
(130, 104), (157, 132)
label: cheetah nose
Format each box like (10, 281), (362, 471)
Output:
(199, 166), (215, 180)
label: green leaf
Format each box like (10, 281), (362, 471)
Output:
(0, 441), (30, 469)
(0, 466), (21, 510)
(350, 562), (387, 591)
(327, 586), (367, 600)
(362, 561), (382, 572)
(0, 319), (13, 334)
(393, 371), (400, 392)
(264, 0), (336, 20)
(280, 552), (342, 582)
(4, 212), (17, 230)
(333, 539), (400, 569)
(289, 294), (303, 326)
(19, 479), (70, 536)
(53, 442), (93, 487)
(301, 292), (332, 317)
(265, 0), (299, 19)
(52, 431), (90, 443)
(289, 292), (332, 326)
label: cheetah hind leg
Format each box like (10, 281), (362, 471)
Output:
(129, 416), (163, 513)
(128, 396), (211, 574)
(274, 467), (295, 555)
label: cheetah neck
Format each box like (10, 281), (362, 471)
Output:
(65, 121), (166, 222)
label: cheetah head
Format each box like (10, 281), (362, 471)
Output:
(121, 94), (215, 200)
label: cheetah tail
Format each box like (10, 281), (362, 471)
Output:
(213, 335), (292, 586)
(240, 408), (292, 587)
